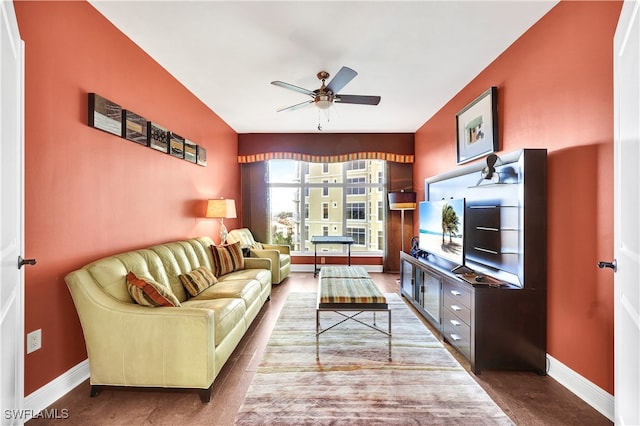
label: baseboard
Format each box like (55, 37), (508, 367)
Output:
(291, 264), (383, 273)
(24, 359), (89, 416)
(547, 354), (614, 422)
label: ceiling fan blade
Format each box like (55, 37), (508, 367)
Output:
(335, 94), (381, 105)
(277, 99), (313, 112)
(326, 66), (357, 94)
(271, 81), (315, 97)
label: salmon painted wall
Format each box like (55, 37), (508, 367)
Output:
(414, 1), (621, 393)
(14, 1), (239, 395)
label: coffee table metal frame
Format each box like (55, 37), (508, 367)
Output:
(315, 300), (392, 361)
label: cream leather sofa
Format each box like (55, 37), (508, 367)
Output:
(65, 236), (271, 403)
(227, 228), (291, 284)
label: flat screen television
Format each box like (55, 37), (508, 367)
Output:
(418, 198), (465, 266)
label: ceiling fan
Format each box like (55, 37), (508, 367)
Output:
(271, 66), (381, 113)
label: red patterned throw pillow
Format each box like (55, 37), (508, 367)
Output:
(126, 272), (181, 307)
(210, 241), (245, 277)
(179, 266), (218, 297)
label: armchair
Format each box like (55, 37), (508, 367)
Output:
(227, 228), (291, 284)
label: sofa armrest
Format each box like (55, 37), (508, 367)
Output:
(249, 249), (281, 269)
(262, 244), (291, 255)
(65, 269), (215, 389)
(243, 257), (272, 270)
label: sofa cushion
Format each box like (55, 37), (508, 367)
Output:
(179, 266), (218, 297)
(126, 272), (181, 307)
(217, 268), (272, 293)
(191, 279), (261, 309)
(210, 242), (244, 276)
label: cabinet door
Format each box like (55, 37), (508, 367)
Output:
(420, 268), (441, 326)
(400, 259), (414, 298)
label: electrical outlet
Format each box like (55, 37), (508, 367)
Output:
(27, 329), (41, 354)
(320, 257), (325, 264)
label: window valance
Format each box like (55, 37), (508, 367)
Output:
(238, 133), (414, 164)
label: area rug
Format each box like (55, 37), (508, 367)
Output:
(234, 292), (513, 425)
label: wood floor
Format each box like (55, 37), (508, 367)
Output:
(29, 272), (612, 425)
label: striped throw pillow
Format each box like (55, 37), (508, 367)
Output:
(126, 272), (181, 307)
(179, 266), (218, 297)
(210, 242), (245, 277)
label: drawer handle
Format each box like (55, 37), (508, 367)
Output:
(450, 304), (462, 312)
(450, 333), (461, 342)
(450, 290), (462, 296)
(450, 319), (461, 327)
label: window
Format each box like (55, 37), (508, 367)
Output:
(346, 160), (366, 171)
(346, 177), (366, 195)
(346, 202), (366, 220)
(267, 159), (386, 255)
(346, 227), (366, 245)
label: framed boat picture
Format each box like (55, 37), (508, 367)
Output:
(456, 86), (498, 165)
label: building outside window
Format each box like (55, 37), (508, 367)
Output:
(266, 159), (386, 254)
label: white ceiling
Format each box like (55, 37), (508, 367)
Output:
(89, 0), (557, 134)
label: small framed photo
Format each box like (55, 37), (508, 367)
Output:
(197, 146), (207, 166)
(148, 122), (169, 153)
(169, 132), (185, 158)
(456, 86), (498, 165)
(123, 110), (148, 145)
(184, 140), (197, 163)
(88, 93), (122, 136)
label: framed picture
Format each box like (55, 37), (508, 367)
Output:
(456, 86), (498, 164)
(169, 132), (185, 158)
(123, 110), (148, 145)
(148, 122), (169, 153)
(184, 140), (197, 163)
(197, 146), (207, 166)
(88, 93), (122, 136)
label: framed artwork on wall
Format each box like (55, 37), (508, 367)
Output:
(88, 93), (122, 136)
(456, 86), (498, 164)
(148, 122), (169, 153)
(123, 110), (148, 145)
(184, 140), (197, 163)
(197, 146), (207, 166)
(169, 132), (185, 158)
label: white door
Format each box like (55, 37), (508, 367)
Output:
(613, 1), (640, 424)
(0, 0), (25, 424)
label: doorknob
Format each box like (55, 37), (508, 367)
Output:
(18, 256), (37, 269)
(597, 259), (617, 272)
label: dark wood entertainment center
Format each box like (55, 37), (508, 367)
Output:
(400, 149), (547, 374)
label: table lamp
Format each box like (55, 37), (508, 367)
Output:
(206, 199), (237, 244)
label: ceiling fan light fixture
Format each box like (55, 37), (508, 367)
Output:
(314, 94), (333, 109)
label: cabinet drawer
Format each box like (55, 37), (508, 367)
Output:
(442, 310), (471, 359)
(443, 295), (471, 325)
(443, 280), (472, 308)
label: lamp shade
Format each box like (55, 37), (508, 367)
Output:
(206, 199), (237, 219)
(388, 191), (416, 211)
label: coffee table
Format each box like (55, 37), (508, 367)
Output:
(315, 266), (391, 361)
